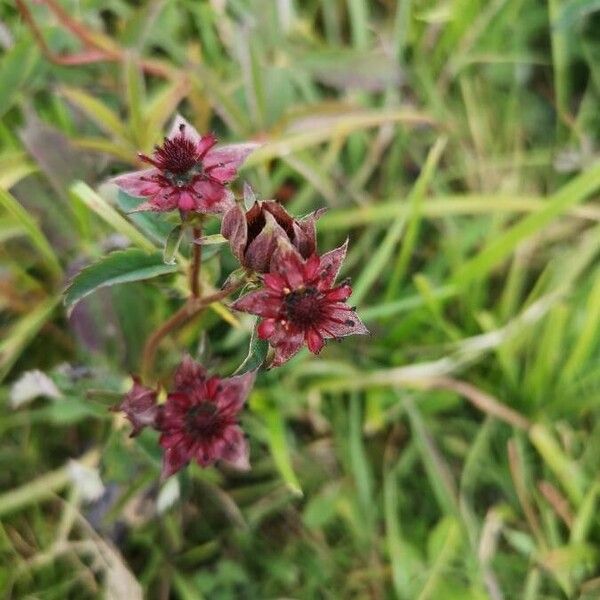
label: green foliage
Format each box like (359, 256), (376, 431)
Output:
(0, 0), (599, 598)
(63, 248), (178, 315)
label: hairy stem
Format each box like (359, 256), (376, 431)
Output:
(190, 226), (202, 297)
(140, 281), (243, 381)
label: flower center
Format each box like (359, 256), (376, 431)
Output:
(185, 402), (223, 437)
(154, 135), (203, 186)
(284, 286), (323, 327)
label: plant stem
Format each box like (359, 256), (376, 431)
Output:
(140, 281), (243, 382)
(190, 226), (202, 297)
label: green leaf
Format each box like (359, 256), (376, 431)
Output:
(0, 151), (37, 190)
(0, 296), (60, 383)
(60, 86), (130, 141)
(234, 324), (270, 375)
(64, 248), (178, 316)
(0, 188), (62, 279)
(163, 224), (185, 265)
(0, 38), (38, 119)
(251, 391), (302, 496)
(70, 182), (156, 252)
(116, 189), (173, 246)
(453, 163), (600, 285)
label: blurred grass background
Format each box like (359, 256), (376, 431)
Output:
(0, 0), (599, 598)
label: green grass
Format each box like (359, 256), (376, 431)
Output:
(0, 0), (599, 598)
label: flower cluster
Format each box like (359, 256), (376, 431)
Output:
(114, 356), (254, 479)
(111, 115), (368, 478)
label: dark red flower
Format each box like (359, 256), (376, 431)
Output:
(112, 376), (158, 437)
(157, 358), (255, 479)
(232, 242), (368, 366)
(112, 115), (258, 215)
(221, 187), (323, 272)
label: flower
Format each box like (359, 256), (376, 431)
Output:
(112, 376), (159, 437)
(111, 115), (258, 215)
(232, 241), (368, 366)
(157, 358), (255, 479)
(221, 186), (323, 273)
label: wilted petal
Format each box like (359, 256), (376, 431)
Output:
(319, 240), (348, 288)
(220, 426), (250, 470)
(232, 290), (280, 318)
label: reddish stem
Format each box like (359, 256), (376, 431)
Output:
(190, 227), (202, 298)
(140, 281), (243, 382)
(16, 0), (174, 78)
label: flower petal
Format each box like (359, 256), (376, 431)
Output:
(111, 169), (159, 197)
(269, 330), (305, 367)
(305, 328), (325, 354)
(203, 142), (261, 173)
(244, 211), (291, 272)
(257, 318), (277, 339)
(232, 290), (281, 318)
(161, 440), (192, 480)
(321, 307), (369, 338)
(168, 114), (202, 144)
(178, 191), (196, 212)
(217, 370), (256, 415)
(173, 355), (206, 391)
(114, 376), (158, 437)
(221, 203), (247, 262)
(192, 181), (234, 214)
(263, 273), (287, 292)
(325, 284), (352, 302)
(295, 207), (325, 257)
(272, 245), (305, 289)
(220, 426), (250, 470)
(319, 240), (348, 288)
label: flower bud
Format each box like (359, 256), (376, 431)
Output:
(221, 196), (323, 273)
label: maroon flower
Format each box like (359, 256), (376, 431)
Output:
(157, 358), (255, 479)
(221, 188), (323, 273)
(111, 115), (258, 215)
(112, 376), (158, 437)
(232, 241), (368, 366)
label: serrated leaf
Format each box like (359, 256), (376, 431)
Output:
(163, 224), (185, 265)
(234, 324), (269, 375)
(64, 249), (178, 316)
